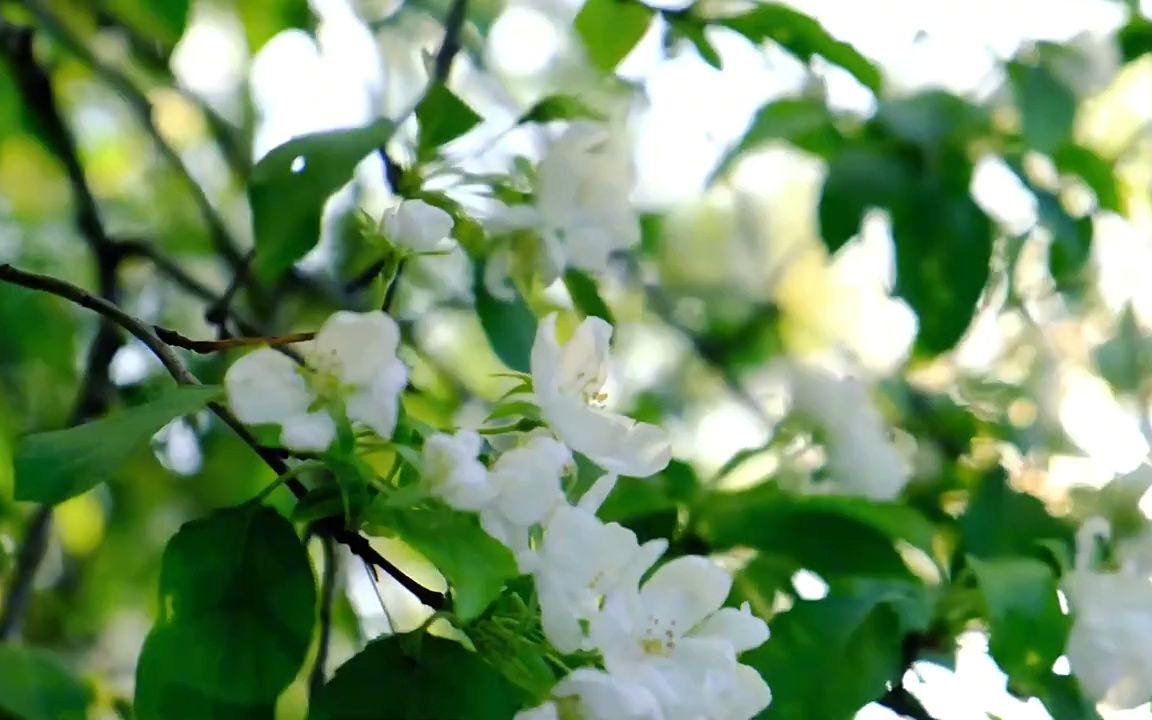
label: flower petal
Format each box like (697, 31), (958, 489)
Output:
(225, 348), (314, 425)
(345, 359), (407, 439)
(531, 313), (563, 405)
(556, 668), (666, 720)
(279, 411), (336, 452)
(313, 311), (402, 387)
(690, 602), (769, 654)
(514, 702), (558, 720)
(555, 316), (613, 399)
(383, 198), (455, 253)
(639, 556), (732, 634)
(543, 397), (671, 477)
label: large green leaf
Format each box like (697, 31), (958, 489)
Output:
(745, 590), (903, 720)
(718, 4), (882, 93)
(818, 146), (916, 252)
(416, 83), (483, 162)
(1041, 674), (1105, 720)
(383, 505), (518, 622)
(574, 0), (655, 72)
(249, 119), (397, 279)
(959, 469), (1074, 563)
(1008, 60), (1076, 154)
(474, 259), (538, 373)
(969, 556), (1067, 692)
(145, 504), (316, 704)
(712, 97), (842, 182)
(0, 645), (91, 720)
(310, 634), (524, 719)
(14, 384), (221, 505)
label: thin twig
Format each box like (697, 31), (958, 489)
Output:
(310, 536), (338, 699)
(204, 249), (255, 338)
(0, 507), (52, 640)
(431, 0), (469, 84)
(153, 327), (316, 354)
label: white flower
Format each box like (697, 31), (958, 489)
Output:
(423, 431), (494, 510)
(478, 435), (572, 565)
(787, 362), (908, 500)
(382, 198), (455, 253)
(588, 556), (771, 720)
(532, 314), (671, 478)
(515, 669), (666, 720)
(1064, 570), (1152, 709)
(530, 505), (667, 653)
(224, 311), (407, 451)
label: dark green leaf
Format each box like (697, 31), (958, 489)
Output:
(416, 83), (483, 161)
(474, 259), (538, 373)
(1037, 191), (1093, 291)
(1053, 144), (1120, 212)
(563, 269), (615, 324)
(249, 119), (397, 279)
(1094, 304), (1148, 394)
(875, 90), (987, 148)
(1041, 674), (1105, 720)
(14, 384), (221, 505)
(518, 95), (606, 125)
(668, 17), (722, 69)
(150, 504), (316, 703)
(469, 614), (557, 701)
(0, 645), (91, 720)
(718, 4), (882, 93)
(310, 634), (524, 719)
(574, 0), (655, 72)
(238, 0), (311, 52)
(135, 627), (275, 720)
(1118, 17), (1152, 62)
(104, 0), (191, 47)
(712, 97), (842, 182)
(1008, 60), (1076, 154)
(818, 146), (916, 252)
(969, 556), (1067, 692)
(746, 591), (902, 720)
(384, 505), (518, 622)
(960, 469), (1074, 562)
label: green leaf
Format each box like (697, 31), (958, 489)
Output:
(875, 90), (987, 148)
(1094, 304), (1148, 394)
(249, 119), (397, 279)
(474, 259), (538, 373)
(104, 0), (191, 47)
(14, 384), (221, 505)
(310, 634), (524, 719)
(1118, 16), (1152, 62)
(1053, 144), (1120, 212)
(416, 83), (483, 161)
(712, 97), (842, 182)
(698, 488), (939, 580)
(1040, 674), (1105, 720)
(818, 146), (916, 252)
(563, 269), (615, 324)
(1008, 60), (1076, 154)
(718, 4), (882, 93)
(135, 627), (275, 720)
(384, 505), (518, 622)
(969, 556), (1067, 692)
(238, 0), (311, 52)
(149, 504), (316, 703)
(0, 645), (91, 720)
(960, 469), (1074, 562)
(746, 590), (903, 720)
(1037, 191), (1093, 291)
(518, 95), (606, 125)
(574, 0), (655, 72)
(667, 17), (722, 69)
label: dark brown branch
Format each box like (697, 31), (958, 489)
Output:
(152, 326), (316, 354)
(431, 0), (469, 83)
(204, 249), (255, 338)
(0, 507), (52, 640)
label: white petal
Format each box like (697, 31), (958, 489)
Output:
(555, 316), (613, 399)
(514, 702), (558, 720)
(640, 556), (732, 633)
(690, 602), (770, 654)
(556, 668), (666, 720)
(424, 431), (495, 510)
(345, 359), (407, 439)
(710, 663), (772, 720)
(313, 311), (402, 386)
(279, 411), (336, 452)
(543, 397), (671, 477)
(383, 198), (455, 253)
(489, 435), (570, 526)
(538, 576), (585, 654)
(225, 348), (314, 425)
(531, 313), (564, 405)
(578, 473), (618, 514)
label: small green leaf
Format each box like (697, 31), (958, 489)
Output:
(960, 469), (1075, 561)
(310, 633), (524, 719)
(713, 97), (842, 182)
(103, 0), (192, 47)
(1052, 144), (1120, 212)
(518, 95), (606, 125)
(1118, 16), (1152, 62)
(969, 556), (1067, 692)
(0, 645), (92, 720)
(574, 0), (655, 72)
(668, 17), (722, 69)
(416, 83), (483, 161)
(384, 505), (518, 622)
(249, 119), (397, 279)
(718, 4), (882, 93)
(238, 0), (311, 52)
(1041, 673), (1105, 720)
(14, 384), (221, 505)
(1008, 60), (1076, 154)
(148, 504), (316, 704)
(563, 269), (615, 324)
(1037, 191), (1093, 291)
(474, 259), (538, 373)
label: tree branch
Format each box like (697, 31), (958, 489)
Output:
(309, 536), (337, 699)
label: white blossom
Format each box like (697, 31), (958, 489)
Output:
(224, 311), (407, 451)
(1064, 570), (1152, 708)
(515, 669), (665, 720)
(423, 430), (494, 510)
(382, 198), (455, 253)
(532, 314), (671, 478)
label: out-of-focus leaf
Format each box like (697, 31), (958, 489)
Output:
(574, 0), (655, 72)
(969, 556), (1067, 692)
(1008, 60), (1076, 154)
(104, 0), (192, 47)
(960, 469), (1075, 562)
(474, 260), (537, 373)
(249, 119), (396, 279)
(875, 90), (987, 148)
(1094, 304), (1148, 394)
(14, 385), (221, 505)
(667, 16), (722, 69)
(238, 0), (311, 52)
(718, 4), (882, 93)
(145, 504), (316, 703)
(1118, 17), (1152, 62)
(563, 269), (614, 324)
(744, 589), (902, 720)
(517, 95), (605, 125)
(0, 645), (91, 720)
(310, 634), (524, 719)
(818, 146), (915, 252)
(712, 97), (842, 182)
(1036, 191), (1093, 291)
(1053, 144), (1120, 212)
(416, 83), (483, 161)
(469, 615), (557, 701)
(1041, 674), (1105, 720)
(383, 505), (517, 621)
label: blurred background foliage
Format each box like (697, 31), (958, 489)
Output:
(1, 0), (1152, 718)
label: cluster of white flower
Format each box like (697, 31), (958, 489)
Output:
(224, 304), (770, 720)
